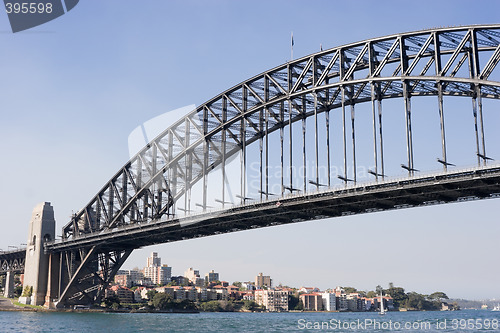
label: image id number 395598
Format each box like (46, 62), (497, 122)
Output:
(5, 2), (53, 14)
(450, 319), (498, 330)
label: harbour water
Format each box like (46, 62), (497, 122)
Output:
(1, 310), (499, 332)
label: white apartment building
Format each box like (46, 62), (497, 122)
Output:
(147, 252), (161, 267)
(242, 282), (256, 290)
(184, 267), (200, 282)
(255, 289), (290, 312)
(322, 292), (336, 311)
(143, 252), (172, 285)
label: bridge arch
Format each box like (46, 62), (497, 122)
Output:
(49, 25), (500, 307)
(61, 24), (500, 240)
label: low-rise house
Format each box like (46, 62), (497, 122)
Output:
(155, 286), (174, 298)
(173, 286), (186, 300)
(196, 287), (208, 301)
(299, 287), (320, 294)
(106, 285), (134, 304)
(242, 292), (255, 301)
(184, 287), (197, 301)
(363, 297), (374, 311)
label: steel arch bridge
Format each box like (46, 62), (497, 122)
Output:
(25, 24), (500, 307)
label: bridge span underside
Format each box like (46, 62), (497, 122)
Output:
(30, 25), (500, 307)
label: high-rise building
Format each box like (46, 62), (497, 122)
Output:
(205, 269), (219, 284)
(184, 268), (205, 286)
(143, 252), (171, 285)
(184, 267), (200, 282)
(147, 252), (161, 267)
(255, 272), (272, 289)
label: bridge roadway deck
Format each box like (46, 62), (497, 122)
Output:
(45, 165), (500, 254)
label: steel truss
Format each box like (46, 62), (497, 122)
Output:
(52, 24), (500, 306)
(56, 247), (131, 307)
(0, 249), (25, 274)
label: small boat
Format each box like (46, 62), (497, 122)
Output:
(492, 304), (500, 311)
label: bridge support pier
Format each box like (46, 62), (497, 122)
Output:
(22, 202), (55, 306)
(3, 271), (15, 298)
(44, 253), (60, 309)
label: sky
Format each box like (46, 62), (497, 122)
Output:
(0, 0), (499, 300)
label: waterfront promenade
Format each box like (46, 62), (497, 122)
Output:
(0, 297), (16, 311)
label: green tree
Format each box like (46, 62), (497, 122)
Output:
(21, 286), (33, 297)
(176, 299), (197, 311)
(14, 286), (23, 298)
(294, 300), (304, 311)
(242, 300), (261, 311)
(219, 300), (235, 312)
(289, 294), (300, 310)
(232, 281), (242, 288)
(404, 292), (439, 311)
(343, 287), (358, 294)
(366, 291), (377, 298)
(386, 287), (407, 309)
(199, 300), (221, 312)
(146, 289), (158, 301)
(103, 295), (121, 308)
(429, 292), (449, 301)
(152, 292), (173, 310)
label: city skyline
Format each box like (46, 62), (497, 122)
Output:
(1, 1), (499, 301)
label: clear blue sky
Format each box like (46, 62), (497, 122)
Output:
(1, 0), (499, 300)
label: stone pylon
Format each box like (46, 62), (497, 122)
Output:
(23, 202), (55, 306)
(3, 271), (15, 298)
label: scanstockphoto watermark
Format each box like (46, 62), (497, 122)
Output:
(3, 0), (79, 33)
(297, 318), (499, 331)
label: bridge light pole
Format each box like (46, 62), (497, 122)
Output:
(195, 203), (213, 209)
(308, 180), (327, 188)
(235, 195), (253, 204)
(258, 190), (276, 197)
(401, 164), (419, 173)
(215, 199), (233, 206)
(337, 175), (353, 183)
(368, 170), (385, 178)
(283, 185), (300, 193)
